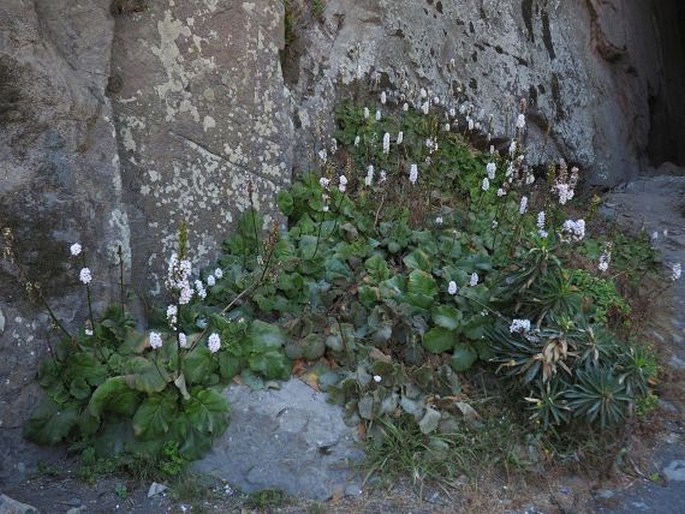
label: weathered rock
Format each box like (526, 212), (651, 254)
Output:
(287, 0), (685, 186)
(0, 493), (37, 514)
(194, 379), (363, 500)
(0, 0), (125, 483)
(110, 0), (293, 292)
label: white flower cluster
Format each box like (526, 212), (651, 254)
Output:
(79, 267), (92, 285)
(516, 113), (526, 130)
(178, 332), (189, 349)
(672, 262), (682, 282)
(509, 318), (531, 334)
(486, 162), (496, 180)
(469, 272), (479, 287)
(537, 211), (548, 238)
(166, 252), (193, 305)
(149, 331), (163, 350)
(365, 165), (374, 187)
(397, 131), (404, 145)
(560, 219), (586, 242)
(382, 132), (390, 154)
(552, 160), (579, 205)
(447, 280), (458, 295)
(409, 164), (418, 185)
(166, 304), (178, 329)
(207, 332), (221, 353)
(70, 243), (82, 257)
(598, 243), (612, 273)
(519, 196), (528, 215)
(338, 174), (348, 193)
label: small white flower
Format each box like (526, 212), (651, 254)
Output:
(179, 285), (193, 305)
(208, 333), (221, 353)
(409, 164), (418, 185)
(85, 327), (94, 336)
(363, 107), (369, 119)
(382, 132), (391, 154)
(445, 123), (451, 132)
(516, 113), (526, 130)
(322, 204), (330, 212)
(497, 188), (506, 197)
(486, 162), (496, 179)
(448, 280), (458, 295)
(421, 101), (430, 115)
(195, 279), (207, 300)
(509, 140), (517, 156)
(561, 219), (586, 242)
(396, 131), (404, 145)
(319, 177), (330, 189)
(380, 91), (387, 105)
(492, 220), (499, 229)
(420, 88), (427, 98)
(214, 268), (223, 279)
(468, 118), (475, 131)
(338, 174), (348, 193)
(651, 231), (659, 243)
(149, 331), (163, 350)
(166, 304), (178, 326)
(509, 319), (531, 334)
(206, 275), (216, 287)
(79, 267), (92, 285)
(481, 177), (490, 192)
(519, 196), (528, 215)
(70, 243), (82, 257)
(364, 165), (374, 187)
(318, 149), (327, 163)
(402, 102), (409, 112)
(469, 272), (479, 287)
(672, 263), (682, 282)
(178, 332), (189, 349)
(379, 170), (387, 183)
(435, 216), (444, 225)
(375, 109), (382, 121)
(373, 375), (382, 383)
(354, 135), (361, 147)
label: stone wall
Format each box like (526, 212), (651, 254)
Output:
(0, 0), (124, 481)
(110, 0), (292, 293)
(0, 0), (683, 485)
(286, 0), (684, 185)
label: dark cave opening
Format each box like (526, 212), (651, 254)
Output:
(646, 0), (685, 168)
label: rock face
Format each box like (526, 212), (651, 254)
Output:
(0, 0), (683, 493)
(0, 0), (125, 483)
(110, 0), (292, 291)
(286, 0), (685, 185)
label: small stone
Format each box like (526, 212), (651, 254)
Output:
(147, 482), (168, 498)
(0, 493), (38, 513)
(595, 489), (615, 499)
(668, 355), (685, 370)
(662, 460), (685, 481)
(344, 484), (362, 497)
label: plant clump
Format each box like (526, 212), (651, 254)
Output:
(15, 81), (677, 483)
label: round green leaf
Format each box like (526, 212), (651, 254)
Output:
(423, 327), (456, 353)
(450, 343), (478, 372)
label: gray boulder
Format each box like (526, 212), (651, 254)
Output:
(194, 379), (363, 500)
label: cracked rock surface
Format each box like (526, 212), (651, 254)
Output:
(193, 378), (364, 500)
